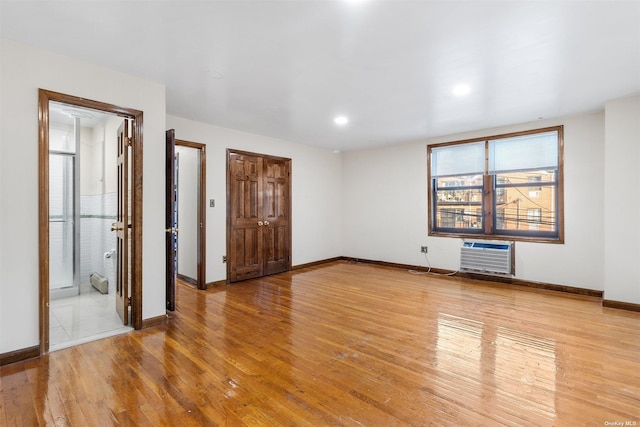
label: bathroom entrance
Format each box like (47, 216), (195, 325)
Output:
(39, 90), (144, 354)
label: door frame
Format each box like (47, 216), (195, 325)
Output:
(226, 149), (292, 283)
(38, 89), (144, 354)
(175, 139), (207, 290)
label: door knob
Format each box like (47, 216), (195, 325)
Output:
(111, 223), (123, 232)
(258, 221), (264, 226)
(165, 227), (179, 233)
(264, 221), (270, 226)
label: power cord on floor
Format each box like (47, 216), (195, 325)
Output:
(408, 252), (458, 276)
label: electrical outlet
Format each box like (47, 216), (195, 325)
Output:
(421, 246), (428, 253)
(210, 199), (215, 207)
(222, 255), (227, 263)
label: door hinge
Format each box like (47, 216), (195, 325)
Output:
(126, 136), (133, 147)
(128, 297), (132, 306)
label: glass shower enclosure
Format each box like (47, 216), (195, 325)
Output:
(49, 116), (80, 299)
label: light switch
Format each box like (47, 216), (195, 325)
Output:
(210, 199), (215, 207)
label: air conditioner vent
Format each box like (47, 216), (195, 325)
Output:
(460, 240), (513, 277)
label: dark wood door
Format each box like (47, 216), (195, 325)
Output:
(228, 152), (264, 282)
(114, 119), (130, 325)
(227, 150), (291, 283)
(165, 129), (177, 311)
(263, 157), (290, 275)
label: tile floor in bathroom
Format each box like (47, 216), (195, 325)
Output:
(49, 282), (132, 351)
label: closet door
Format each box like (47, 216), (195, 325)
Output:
(228, 152), (264, 282)
(263, 157), (290, 276)
(227, 150), (291, 283)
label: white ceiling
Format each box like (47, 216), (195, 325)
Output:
(2, 1), (639, 151)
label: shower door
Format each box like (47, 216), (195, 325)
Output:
(49, 152), (79, 297)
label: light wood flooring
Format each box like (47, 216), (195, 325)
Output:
(1, 261), (639, 426)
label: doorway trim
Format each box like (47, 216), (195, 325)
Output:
(38, 89), (144, 355)
(175, 139), (207, 290)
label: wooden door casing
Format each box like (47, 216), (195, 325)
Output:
(38, 89), (144, 355)
(227, 150), (291, 283)
(175, 139), (207, 290)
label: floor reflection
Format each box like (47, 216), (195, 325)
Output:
(435, 312), (557, 419)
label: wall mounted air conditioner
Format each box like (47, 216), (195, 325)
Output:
(460, 240), (514, 277)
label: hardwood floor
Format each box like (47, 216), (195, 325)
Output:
(1, 261), (639, 426)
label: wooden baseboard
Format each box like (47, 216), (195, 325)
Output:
(457, 272), (603, 298)
(510, 277), (602, 297)
(141, 315), (168, 329)
(603, 299), (640, 312)
(345, 257), (603, 298)
(0, 345), (40, 366)
(292, 257), (343, 271)
(207, 279), (227, 288)
(204, 258), (342, 286)
(177, 274), (198, 286)
(342, 257), (454, 275)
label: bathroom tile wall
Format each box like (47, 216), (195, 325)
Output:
(80, 192), (117, 294)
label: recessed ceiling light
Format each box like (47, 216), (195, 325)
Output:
(334, 116), (349, 126)
(452, 84), (471, 96)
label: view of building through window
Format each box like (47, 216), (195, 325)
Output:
(429, 126), (562, 241)
(434, 171), (557, 232)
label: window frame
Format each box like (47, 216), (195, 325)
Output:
(427, 125), (564, 243)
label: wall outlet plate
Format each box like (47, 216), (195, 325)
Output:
(421, 246), (428, 253)
(222, 255), (227, 263)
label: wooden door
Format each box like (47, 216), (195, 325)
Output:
(227, 150), (291, 283)
(114, 119), (130, 325)
(165, 129), (177, 311)
(228, 152), (264, 282)
(263, 157), (290, 275)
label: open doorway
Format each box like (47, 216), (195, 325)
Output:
(165, 133), (206, 312)
(38, 90), (143, 354)
(175, 140), (206, 290)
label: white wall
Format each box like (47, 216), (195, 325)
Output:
(166, 115), (343, 283)
(604, 95), (640, 304)
(176, 146), (199, 280)
(80, 125), (99, 196)
(81, 118), (119, 197)
(0, 39), (167, 354)
(342, 112), (606, 291)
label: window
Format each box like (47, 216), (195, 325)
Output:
(428, 126), (563, 242)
